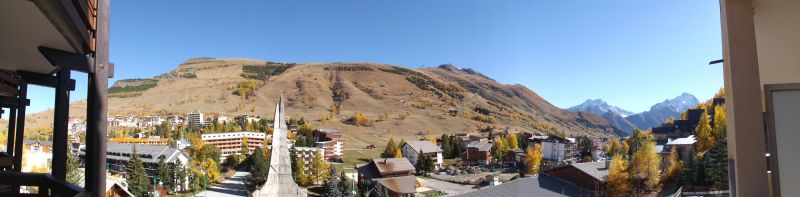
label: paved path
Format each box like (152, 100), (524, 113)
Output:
(417, 177), (476, 196)
(196, 169), (249, 197)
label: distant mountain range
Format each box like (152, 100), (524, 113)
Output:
(568, 93), (699, 136)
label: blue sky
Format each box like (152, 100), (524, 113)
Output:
(24, 0), (723, 114)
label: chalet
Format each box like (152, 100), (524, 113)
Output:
(463, 141), (492, 165)
(401, 140), (443, 170)
(544, 161), (609, 193)
(356, 158), (417, 197)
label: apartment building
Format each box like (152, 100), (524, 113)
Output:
(187, 111), (204, 128)
(401, 140), (443, 170)
(316, 129), (344, 162)
(293, 147), (325, 172)
(201, 132), (266, 158)
(80, 143), (190, 180)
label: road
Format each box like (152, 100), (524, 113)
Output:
(196, 168), (249, 197)
(417, 177), (476, 196)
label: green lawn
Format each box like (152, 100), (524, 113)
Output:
(420, 190), (447, 197)
(342, 149), (382, 165)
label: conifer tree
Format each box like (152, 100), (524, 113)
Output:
(246, 147), (269, 191)
(338, 171), (355, 197)
(606, 155), (631, 196)
(382, 138), (398, 158)
(174, 159), (187, 192)
(696, 110), (715, 153)
(66, 145), (84, 187)
(440, 134), (452, 158)
(321, 167), (342, 197)
(126, 145), (150, 197)
(156, 156), (174, 192)
(631, 141), (661, 193)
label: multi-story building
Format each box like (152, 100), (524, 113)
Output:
(464, 140), (493, 165)
(108, 138), (170, 146)
(187, 111), (204, 128)
(201, 131), (266, 158)
(236, 114), (262, 126)
(401, 140), (443, 170)
(293, 146), (325, 173)
(315, 141), (343, 162)
(315, 129), (344, 162)
(79, 142), (190, 180)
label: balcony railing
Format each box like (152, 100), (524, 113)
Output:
(0, 171), (85, 197)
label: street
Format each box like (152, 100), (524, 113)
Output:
(196, 168), (249, 197)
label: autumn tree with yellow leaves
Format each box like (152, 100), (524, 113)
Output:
(525, 144), (543, 174)
(606, 155), (632, 196)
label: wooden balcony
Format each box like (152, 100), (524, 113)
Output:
(0, 171), (85, 197)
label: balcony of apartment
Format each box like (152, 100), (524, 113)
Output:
(0, 0), (111, 196)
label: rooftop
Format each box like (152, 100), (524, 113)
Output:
(452, 175), (596, 197)
(404, 140), (443, 153)
(467, 141), (493, 151)
(375, 175), (417, 194)
(570, 162), (609, 181)
(666, 135), (697, 145)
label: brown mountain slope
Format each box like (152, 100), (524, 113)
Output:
(21, 58), (620, 149)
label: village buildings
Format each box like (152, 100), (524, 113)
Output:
(401, 140), (444, 170)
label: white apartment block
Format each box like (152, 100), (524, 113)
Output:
(401, 140), (444, 170)
(201, 132), (267, 158)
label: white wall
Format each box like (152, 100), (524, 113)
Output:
(754, 0), (800, 89)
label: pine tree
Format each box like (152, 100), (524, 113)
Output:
(126, 145), (150, 197)
(321, 167), (342, 197)
(174, 159), (187, 192)
(338, 171), (355, 197)
(440, 134), (452, 158)
(382, 138), (398, 158)
(66, 145), (84, 187)
(246, 147), (269, 191)
(156, 156), (174, 192)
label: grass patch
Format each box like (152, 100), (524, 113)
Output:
(342, 149), (382, 165)
(420, 190), (448, 197)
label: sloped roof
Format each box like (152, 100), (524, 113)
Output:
(467, 141), (493, 151)
(404, 140), (443, 153)
(666, 135), (696, 145)
(375, 175), (417, 194)
(569, 162), (608, 182)
(84, 142), (186, 163)
(452, 175), (596, 197)
(372, 158), (415, 175)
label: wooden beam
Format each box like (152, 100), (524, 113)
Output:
(51, 69), (70, 180)
(17, 71), (76, 90)
(0, 96), (30, 107)
(85, 0), (109, 195)
(38, 46), (92, 73)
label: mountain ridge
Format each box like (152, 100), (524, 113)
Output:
(23, 58), (623, 149)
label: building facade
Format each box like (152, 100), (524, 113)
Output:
(201, 131), (266, 158)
